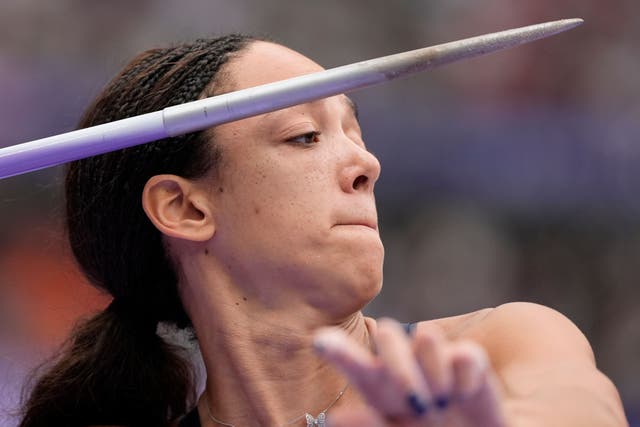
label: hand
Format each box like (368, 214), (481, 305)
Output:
(313, 318), (507, 427)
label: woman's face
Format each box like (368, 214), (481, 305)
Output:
(202, 41), (383, 315)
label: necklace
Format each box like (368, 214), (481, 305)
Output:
(204, 383), (348, 427)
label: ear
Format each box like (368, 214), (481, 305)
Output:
(142, 174), (215, 242)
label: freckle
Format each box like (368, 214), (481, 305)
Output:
(218, 187), (224, 193)
(235, 302), (240, 306)
(254, 207), (260, 214)
(243, 297), (247, 301)
(262, 173), (267, 179)
(204, 248), (209, 255)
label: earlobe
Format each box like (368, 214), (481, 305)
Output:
(142, 174), (215, 242)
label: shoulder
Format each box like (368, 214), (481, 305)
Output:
(418, 303), (626, 420)
(418, 302), (594, 370)
(420, 303), (625, 419)
(371, 304), (625, 424)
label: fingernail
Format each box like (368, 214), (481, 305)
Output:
(435, 395), (450, 410)
(407, 392), (429, 416)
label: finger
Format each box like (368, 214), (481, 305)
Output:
(413, 323), (453, 410)
(314, 325), (428, 419)
(450, 341), (506, 426)
(314, 328), (409, 419)
(450, 340), (489, 400)
(313, 328), (379, 390)
(375, 318), (430, 416)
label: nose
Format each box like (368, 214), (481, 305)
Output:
(340, 145), (381, 193)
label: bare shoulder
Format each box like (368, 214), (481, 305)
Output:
(418, 303), (626, 425)
(417, 306), (493, 340)
(418, 302), (594, 369)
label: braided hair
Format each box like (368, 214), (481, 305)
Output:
(20, 34), (255, 427)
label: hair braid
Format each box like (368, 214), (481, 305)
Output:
(20, 34), (256, 427)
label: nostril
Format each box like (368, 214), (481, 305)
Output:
(352, 175), (368, 190)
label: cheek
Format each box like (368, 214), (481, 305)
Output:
(249, 156), (331, 212)
(210, 138), (353, 274)
(216, 154), (333, 242)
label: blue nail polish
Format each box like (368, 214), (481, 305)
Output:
(435, 396), (450, 410)
(407, 393), (429, 416)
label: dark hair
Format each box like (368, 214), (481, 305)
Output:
(20, 34), (255, 427)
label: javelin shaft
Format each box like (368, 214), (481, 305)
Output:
(0, 18), (583, 180)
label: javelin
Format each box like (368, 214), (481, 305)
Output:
(0, 18), (583, 180)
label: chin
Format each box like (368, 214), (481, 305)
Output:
(339, 263), (384, 313)
(306, 259), (382, 318)
(355, 247), (384, 299)
(305, 241), (384, 315)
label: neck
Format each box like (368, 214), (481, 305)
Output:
(198, 313), (370, 427)
(180, 257), (375, 427)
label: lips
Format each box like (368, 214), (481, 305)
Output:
(334, 220), (378, 231)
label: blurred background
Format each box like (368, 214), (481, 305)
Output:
(1, 0), (639, 425)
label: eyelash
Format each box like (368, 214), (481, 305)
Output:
(286, 131), (321, 146)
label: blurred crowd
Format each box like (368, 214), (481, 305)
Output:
(1, 1), (639, 425)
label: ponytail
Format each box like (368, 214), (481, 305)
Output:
(20, 302), (194, 427)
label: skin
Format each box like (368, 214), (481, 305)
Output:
(141, 41), (628, 427)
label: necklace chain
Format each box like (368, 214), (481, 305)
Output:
(204, 383), (349, 427)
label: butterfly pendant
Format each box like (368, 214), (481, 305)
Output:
(305, 412), (326, 427)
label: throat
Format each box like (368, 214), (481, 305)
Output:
(196, 315), (372, 427)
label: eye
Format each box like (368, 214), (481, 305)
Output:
(286, 131), (321, 146)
